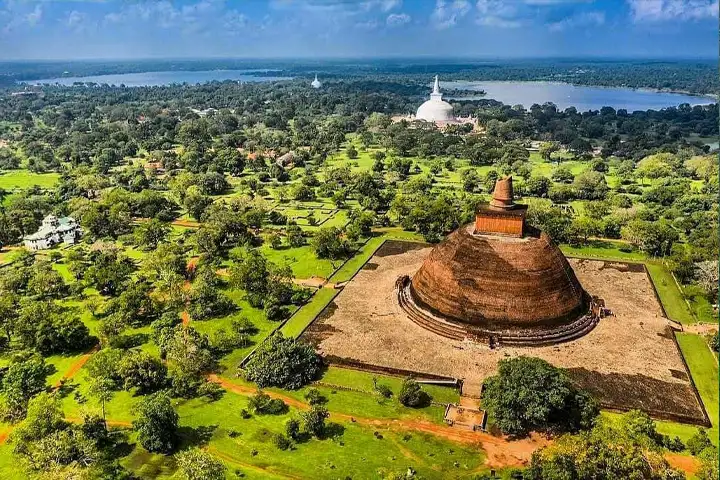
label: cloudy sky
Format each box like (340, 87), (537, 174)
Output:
(0, 0), (717, 60)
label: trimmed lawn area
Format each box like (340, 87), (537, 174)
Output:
(0, 170), (59, 190)
(560, 240), (646, 262)
(675, 333), (718, 441)
(259, 243), (335, 279)
(646, 263), (697, 325)
(281, 288), (339, 338)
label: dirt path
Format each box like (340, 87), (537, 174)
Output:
(181, 310), (190, 327)
(683, 323), (719, 335)
(53, 344), (100, 389)
(207, 374), (544, 468)
(666, 452), (701, 476)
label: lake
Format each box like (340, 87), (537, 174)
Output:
(446, 81), (713, 112)
(29, 70), (714, 111)
(30, 69), (290, 87)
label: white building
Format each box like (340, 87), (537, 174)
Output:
(416, 75), (455, 123)
(311, 75), (322, 89)
(23, 215), (82, 251)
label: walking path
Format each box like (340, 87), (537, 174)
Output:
(52, 345), (100, 390)
(207, 374), (543, 468)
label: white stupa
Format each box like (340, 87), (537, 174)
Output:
(416, 75), (455, 123)
(311, 74), (322, 89)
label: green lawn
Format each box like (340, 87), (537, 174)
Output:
(560, 240), (647, 262)
(646, 263), (697, 325)
(281, 288), (339, 338)
(258, 243), (335, 279)
(0, 170), (59, 190)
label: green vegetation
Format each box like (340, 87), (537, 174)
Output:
(0, 62), (716, 478)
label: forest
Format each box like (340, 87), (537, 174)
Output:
(0, 73), (717, 479)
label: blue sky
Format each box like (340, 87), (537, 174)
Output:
(0, 0), (717, 60)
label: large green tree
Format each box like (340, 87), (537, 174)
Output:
(482, 357), (598, 437)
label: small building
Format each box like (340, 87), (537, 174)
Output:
(23, 215), (82, 251)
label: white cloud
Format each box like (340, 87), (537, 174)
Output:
(476, 0), (521, 28)
(548, 10), (605, 31)
(355, 19), (380, 29)
(628, 0), (718, 21)
(2, 4), (42, 34)
(431, 0), (471, 29)
(223, 10), (249, 32)
(477, 16), (522, 27)
(386, 12), (411, 26)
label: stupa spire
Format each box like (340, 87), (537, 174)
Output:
(433, 75), (440, 94)
(490, 176), (515, 210)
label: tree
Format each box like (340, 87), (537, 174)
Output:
(398, 377), (428, 407)
(621, 219), (679, 257)
(243, 333), (321, 389)
(552, 165), (575, 183)
(184, 186), (213, 221)
(286, 224), (305, 247)
(636, 153), (674, 184)
(117, 350), (167, 394)
(175, 448), (226, 480)
(482, 357), (598, 437)
(527, 413), (684, 480)
(133, 392), (178, 453)
(134, 219), (170, 250)
(539, 141), (560, 163)
(525, 176), (551, 197)
(1, 353), (53, 421)
(84, 248), (135, 296)
(311, 227), (351, 260)
(573, 171), (608, 200)
(165, 326), (216, 378)
(346, 145), (358, 159)
(694, 260), (718, 299)
(300, 405), (329, 438)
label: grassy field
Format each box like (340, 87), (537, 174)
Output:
(646, 263), (698, 325)
(0, 169), (60, 190)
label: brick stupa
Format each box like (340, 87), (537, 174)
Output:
(398, 177), (597, 346)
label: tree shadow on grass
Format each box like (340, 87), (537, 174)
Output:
(319, 422), (345, 440)
(111, 333), (149, 349)
(177, 424), (218, 450)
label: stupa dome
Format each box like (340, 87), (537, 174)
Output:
(398, 177), (597, 346)
(416, 75), (455, 123)
(311, 75), (322, 89)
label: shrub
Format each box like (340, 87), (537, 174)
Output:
(243, 334), (321, 389)
(304, 388), (327, 405)
(272, 433), (292, 450)
(248, 391), (287, 415)
(175, 448), (226, 480)
(285, 418), (301, 440)
(688, 429), (713, 456)
(300, 405), (329, 438)
(398, 377), (429, 408)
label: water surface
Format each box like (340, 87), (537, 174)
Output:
(446, 80), (713, 111)
(31, 69), (290, 87)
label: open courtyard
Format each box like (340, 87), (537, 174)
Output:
(303, 240), (708, 426)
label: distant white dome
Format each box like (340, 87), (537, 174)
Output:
(311, 75), (322, 89)
(416, 75), (454, 123)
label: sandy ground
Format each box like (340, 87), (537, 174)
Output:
(303, 241), (706, 423)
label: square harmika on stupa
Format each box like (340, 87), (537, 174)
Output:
(399, 176), (599, 346)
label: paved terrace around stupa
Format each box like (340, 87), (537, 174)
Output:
(301, 179), (708, 425)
